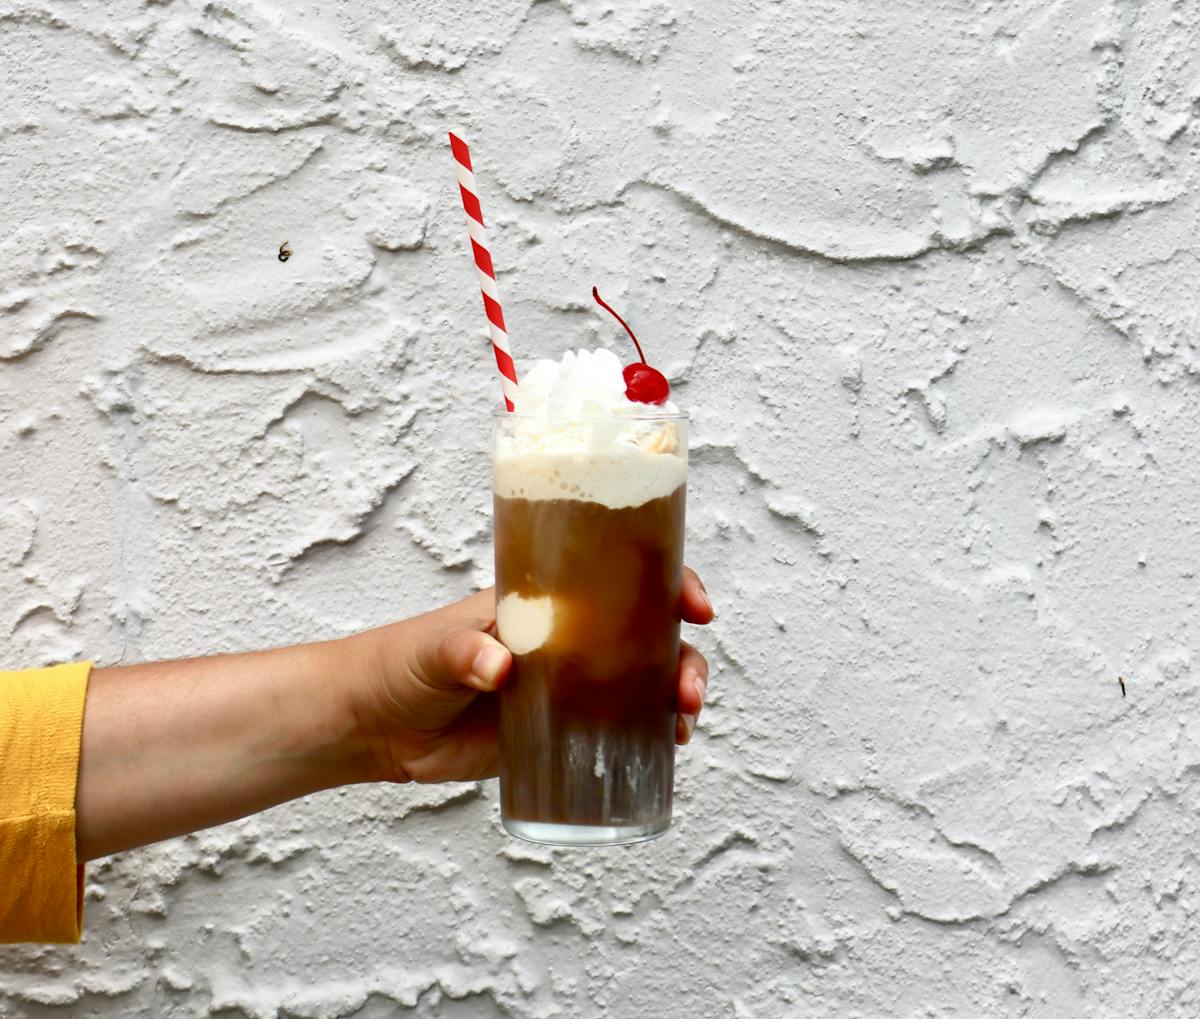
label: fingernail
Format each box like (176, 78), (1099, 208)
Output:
(693, 675), (706, 707)
(677, 714), (695, 744)
(471, 644), (508, 688)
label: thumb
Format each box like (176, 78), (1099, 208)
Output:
(421, 628), (513, 694)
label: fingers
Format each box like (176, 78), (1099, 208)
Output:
(680, 567), (715, 625)
(467, 637), (511, 692)
(675, 640), (709, 745)
(676, 641), (707, 715)
(404, 694), (502, 783)
(448, 694), (501, 780)
(436, 588), (498, 633)
(678, 569), (713, 742)
(445, 588), (502, 639)
(422, 627), (513, 694)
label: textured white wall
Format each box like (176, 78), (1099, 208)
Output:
(2, 0), (1199, 1015)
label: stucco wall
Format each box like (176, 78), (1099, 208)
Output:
(3, 1), (1199, 1016)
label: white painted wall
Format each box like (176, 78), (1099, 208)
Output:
(3, 1), (1199, 1015)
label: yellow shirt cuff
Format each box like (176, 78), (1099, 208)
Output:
(0, 661), (92, 943)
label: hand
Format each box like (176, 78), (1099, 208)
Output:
(73, 575), (713, 861)
(348, 569), (715, 785)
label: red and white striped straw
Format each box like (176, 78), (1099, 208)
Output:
(448, 132), (519, 412)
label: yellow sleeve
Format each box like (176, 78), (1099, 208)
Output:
(0, 661), (92, 944)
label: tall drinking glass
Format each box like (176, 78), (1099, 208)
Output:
(492, 411), (689, 846)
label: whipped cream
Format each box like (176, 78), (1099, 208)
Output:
(513, 348), (679, 420)
(494, 348), (686, 509)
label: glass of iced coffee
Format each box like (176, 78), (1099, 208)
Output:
(492, 349), (688, 846)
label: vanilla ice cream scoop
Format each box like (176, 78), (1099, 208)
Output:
(496, 593), (556, 655)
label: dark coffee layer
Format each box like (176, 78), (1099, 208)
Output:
(495, 487), (685, 828)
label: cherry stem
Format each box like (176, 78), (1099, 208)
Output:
(592, 287), (646, 364)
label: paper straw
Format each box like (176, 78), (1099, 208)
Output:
(448, 132), (519, 411)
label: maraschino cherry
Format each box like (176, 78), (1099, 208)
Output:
(592, 287), (670, 405)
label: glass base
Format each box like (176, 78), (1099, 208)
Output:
(503, 817), (670, 847)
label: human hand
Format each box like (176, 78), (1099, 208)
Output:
(72, 573), (713, 860)
(347, 569), (715, 785)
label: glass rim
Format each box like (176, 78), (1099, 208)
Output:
(491, 407), (690, 422)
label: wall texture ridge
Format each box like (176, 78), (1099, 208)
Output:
(2, 0), (1199, 1015)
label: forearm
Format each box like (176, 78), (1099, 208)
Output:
(75, 639), (372, 862)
